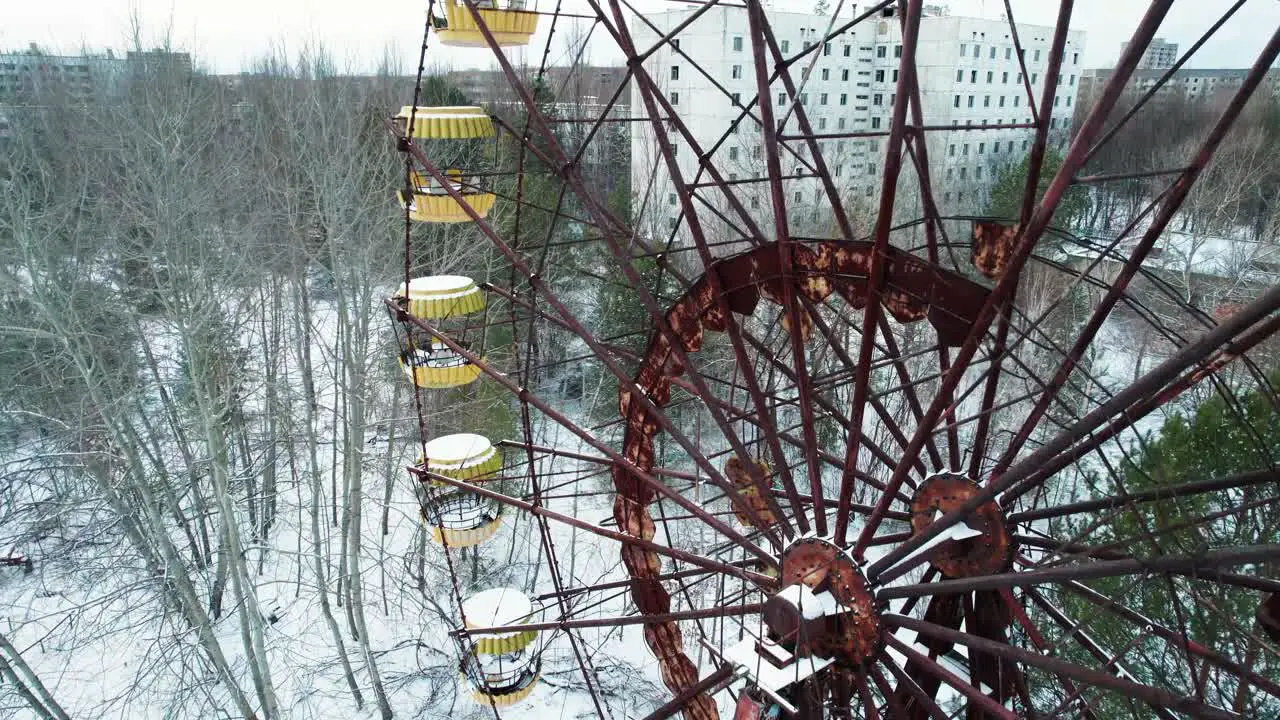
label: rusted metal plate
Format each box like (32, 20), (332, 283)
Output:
(971, 221), (1020, 279)
(910, 473), (1014, 578)
(772, 537), (881, 666)
(725, 457), (777, 528)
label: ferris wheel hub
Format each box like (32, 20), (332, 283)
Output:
(909, 473), (1014, 578)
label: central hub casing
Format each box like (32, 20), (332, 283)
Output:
(763, 537), (882, 667)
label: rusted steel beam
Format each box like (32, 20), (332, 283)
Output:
(998, 588), (1101, 720)
(1084, 0), (1249, 164)
(877, 544), (1280, 599)
(988, 25), (1280, 485)
(1009, 469), (1280, 523)
(833, 0), (927, 548)
(413, 463), (776, 588)
(852, 0), (1178, 559)
(885, 633), (1019, 720)
(641, 665), (736, 720)
(886, 614), (1240, 720)
(387, 296), (776, 568)
(1057, 580), (1280, 701)
(746, 0), (827, 536)
(868, 283), (1280, 583)
(460, 603), (765, 635)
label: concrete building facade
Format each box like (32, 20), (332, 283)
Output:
(1121, 37), (1179, 70)
(629, 6), (1085, 240)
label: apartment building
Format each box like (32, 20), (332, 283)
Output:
(0, 46), (192, 105)
(629, 5), (1085, 238)
(1077, 66), (1280, 111)
(1121, 37), (1178, 70)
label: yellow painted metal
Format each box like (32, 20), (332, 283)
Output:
(397, 276), (486, 320)
(398, 188), (496, 223)
(395, 105), (494, 139)
(421, 449), (501, 483)
(438, 2), (539, 48)
(401, 356), (485, 389)
(430, 515), (503, 548)
(469, 674), (540, 707)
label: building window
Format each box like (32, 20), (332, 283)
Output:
(731, 92), (740, 104)
(1016, 72), (1022, 83)
(873, 93), (882, 106)
(893, 70), (899, 81)
(729, 173), (738, 181)
(1005, 47), (1012, 60)
(971, 70), (978, 83)
(868, 163), (877, 176)
(1054, 96), (1060, 107)
(668, 193), (677, 206)
(953, 94), (961, 108)
(778, 92), (787, 106)
(820, 93), (828, 105)
(987, 71), (993, 83)
(1007, 140), (1013, 152)
(1032, 73), (1038, 84)
(958, 191), (965, 202)
(948, 144), (956, 156)
(960, 43), (967, 56)
(944, 191), (952, 202)
(1050, 117), (1058, 129)
(1072, 52), (1079, 64)
(782, 40), (790, 53)
(1002, 71), (1009, 84)
(733, 36), (743, 52)
(669, 216), (679, 229)
(877, 46), (887, 58)
(732, 65), (742, 79)
(1034, 49), (1041, 62)
(999, 96), (1006, 107)
(978, 142), (985, 154)
(894, 45), (902, 58)
(671, 66), (679, 80)
(967, 95), (974, 107)
(989, 46), (997, 59)
(844, 45), (851, 57)
(875, 70), (885, 82)
(729, 146), (739, 160)
(1069, 74), (1076, 85)
(946, 167), (953, 179)
(672, 39), (680, 50)
(960, 167), (967, 179)
(984, 95), (991, 107)
(835, 165), (842, 176)
(842, 69), (850, 81)
(1013, 96), (1020, 107)
(671, 142), (679, 157)
(751, 196), (760, 209)
(838, 117), (846, 129)
(993, 143), (999, 154)
(841, 93), (849, 105)
(871, 117), (882, 129)
(753, 146), (761, 158)
(973, 44), (980, 58)
(824, 43), (832, 56)
(794, 191), (802, 203)
(822, 68), (830, 81)
(801, 93), (809, 104)
(819, 118), (827, 130)
(956, 69), (964, 82)
(1022, 139), (1029, 151)
(1066, 96), (1072, 106)
(671, 91), (679, 104)
(962, 143), (969, 155)
(976, 166), (983, 179)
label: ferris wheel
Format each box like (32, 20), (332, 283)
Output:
(384, 1), (1280, 718)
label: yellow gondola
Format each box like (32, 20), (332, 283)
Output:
(419, 433), (502, 483)
(400, 341), (484, 389)
(460, 588), (541, 706)
(397, 275), (487, 321)
(422, 490), (503, 548)
(433, 1), (539, 49)
(394, 106), (494, 140)
(397, 168), (496, 223)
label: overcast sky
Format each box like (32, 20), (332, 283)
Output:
(2, 0), (1275, 75)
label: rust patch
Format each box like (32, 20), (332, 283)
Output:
(971, 220), (1020, 279)
(910, 473), (1013, 578)
(724, 457), (777, 528)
